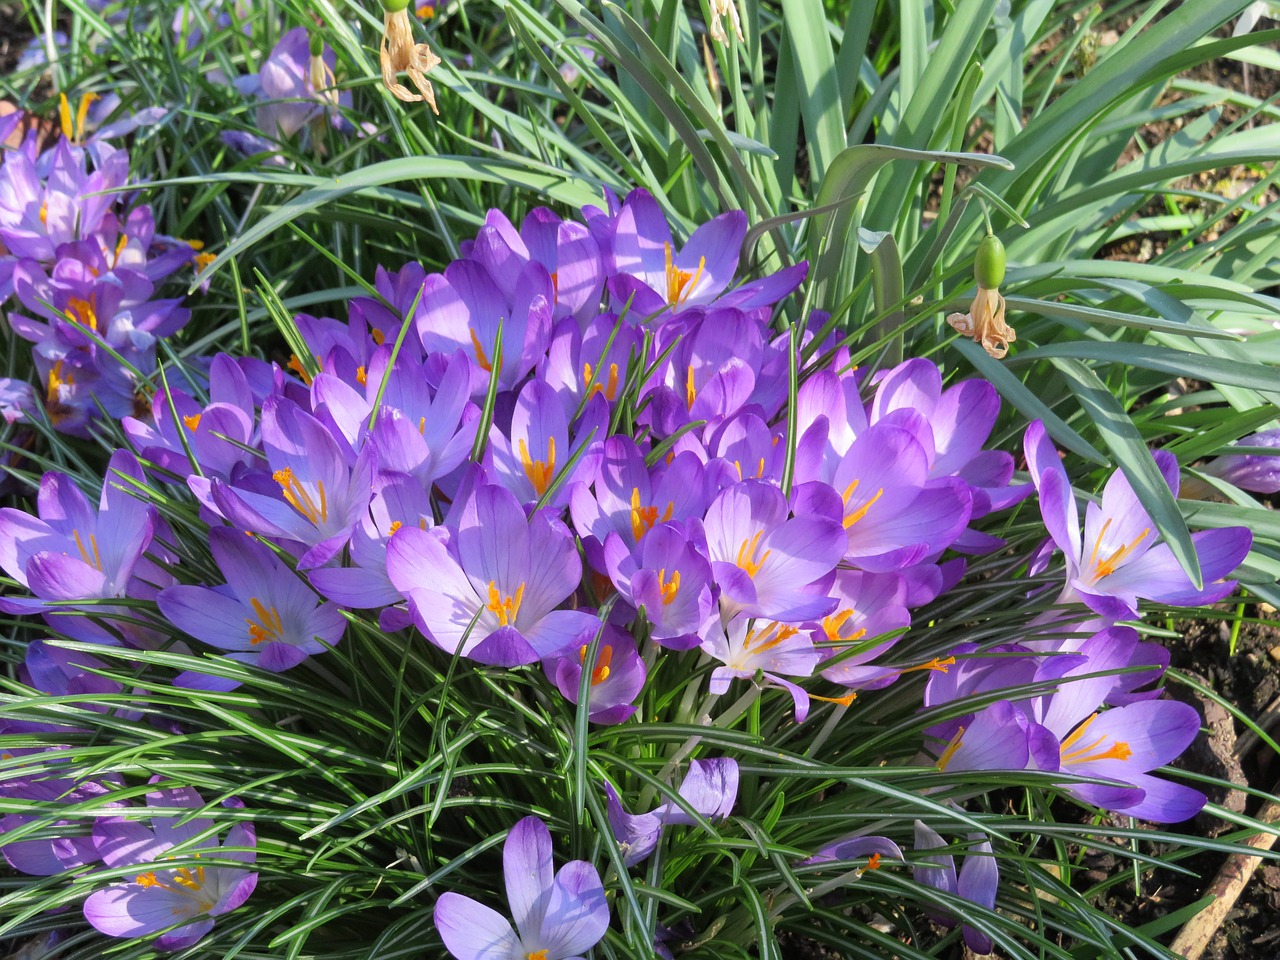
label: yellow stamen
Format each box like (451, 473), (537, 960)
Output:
(134, 862), (213, 912)
(371, 328), (386, 346)
(519, 436), (557, 497)
(469, 328), (493, 373)
(657, 569), (680, 605)
(735, 529), (772, 578)
(664, 242), (706, 306)
(356, 366), (368, 387)
(841, 479), (884, 529)
(865, 852), (881, 871)
(628, 487), (671, 542)
(935, 726), (966, 771)
(246, 597), (284, 645)
(286, 354), (314, 386)
(272, 466), (328, 525)
(743, 621), (798, 653)
(188, 239), (206, 251)
(810, 691), (858, 707)
(1060, 712), (1133, 765)
(578, 643), (614, 685)
(194, 251), (216, 272)
(821, 609), (864, 643)
(685, 364), (697, 410)
(39, 201), (48, 226)
(58, 94), (73, 142)
(74, 92), (98, 141)
(486, 581), (525, 627)
(183, 413), (201, 432)
(526, 951), (549, 960)
(583, 361), (620, 401)
(65, 295), (99, 332)
(1088, 518), (1151, 580)
(72, 529), (102, 570)
(899, 656), (955, 675)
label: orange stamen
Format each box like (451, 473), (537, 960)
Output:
(735, 529), (772, 578)
(486, 581), (525, 626)
(657, 568), (680, 605)
(519, 436), (557, 497)
(273, 466), (328, 525)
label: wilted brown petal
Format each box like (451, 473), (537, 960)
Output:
(946, 287), (1015, 360)
(381, 8), (442, 112)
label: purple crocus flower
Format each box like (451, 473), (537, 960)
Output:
(0, 775), (120, 876)
(85, 782), (257, 951)
(542, 314), (640, 415)
(0, 450), (157, 635)
(434, 816), (608, 960)
(489, 378), (604, 506)
(912, 822), (997, 955)
(197, 396), (375, 568)
(803, 834), (902, 870)
(387, 480), (598, 666)
(812, 570), (911, 690)
(702, 481), (844, 621)
(156, 528), (346, 690)
(602, 521), (715, 650)
(603, 758), (738, 866)
(545, 623), (646, 724)
(1197, 429), (1280, 495)
(701, 614), (820, 720)
(1025, 420), (1252, 621)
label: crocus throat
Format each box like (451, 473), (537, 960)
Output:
(1087, 518), (1151, 580)
(578, 642), (613, 685)
(821, 609), (864, 643)
(135, 863), (214, 913)
(519, 436), (557, 497)
(664, 242), (706, 306)
(629, 487), (672, 542)
(246, 597), (284, 645)
(273, 467), (329, 525)
(65, 295), (99, 332)
(742, 621), (798, 654)
(486, 581), (525, 627)
(736, 529), (771, 578)
(526, 951), (549, 960)
(1060, 712), (1132, 764)
(841, 479), (884, 529)
(734, 458), (767, 480)
(657, 568), (680, 605)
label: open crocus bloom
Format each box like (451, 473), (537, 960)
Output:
(434, 816), (608, 960)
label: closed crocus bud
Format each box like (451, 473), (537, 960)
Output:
(380, 0), (442, 111)
(307, 31), (339, 108)
(947, 231), (1016, 360)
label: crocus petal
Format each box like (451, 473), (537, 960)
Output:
(434, 892), (521, 960)
(505, 815), (555, 942)
(538, 860), (609, 957)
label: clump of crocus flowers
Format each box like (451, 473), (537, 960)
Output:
(0, 182), (1256, 954)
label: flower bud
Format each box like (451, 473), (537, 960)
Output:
(974, 233), (1006, 290)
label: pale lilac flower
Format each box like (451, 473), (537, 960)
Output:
(603, 758), (738, 866)
(434, 816), (608, 960)
(85, 782), (257, 951)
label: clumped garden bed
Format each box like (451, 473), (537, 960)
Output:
(0, 2), (1278, 959)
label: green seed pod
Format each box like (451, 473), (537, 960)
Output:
(974, 233), (1006, 290)
(309, 31), (324, 57)
(382, 0), (412, 11)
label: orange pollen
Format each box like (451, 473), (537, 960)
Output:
(743, 621), (798, 653)
(664, 242), (706, 307)
(273, 466), (328, 525)
(194, 251), (216, 271)
(469, 328), (494, 373)
(286, 354), (314, 386)
(526, 952), (549, 960)
(841, 479), (885, 529)
(685, 364), (697, 411)
(66, 295), (98, 332)
(183, 413), (201, 432)
(72, 529), (103, 571)
(821, 609), (858, 642)
(935, 725), (966, 772)
(583, 361), (620, 401)
(811, 691), (858, 707)
(1088, 518), (1151, 579)
(356, 366), (368, 386)
(519, 436), (557, 497)
(658, 568), (680, 605)
(388, 520), (404, 535)
(628, 487), (671, 542)
(578, 643), (614, 685)
(900, 656), (956, 675)
(486, 581), (525, 627)
(371, 328), (386, 346)
(246, 597), (284, 645)
(736, 529), (772, 578)
(1060, 712), (1133, 765)
(865, 852), (882, 871)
